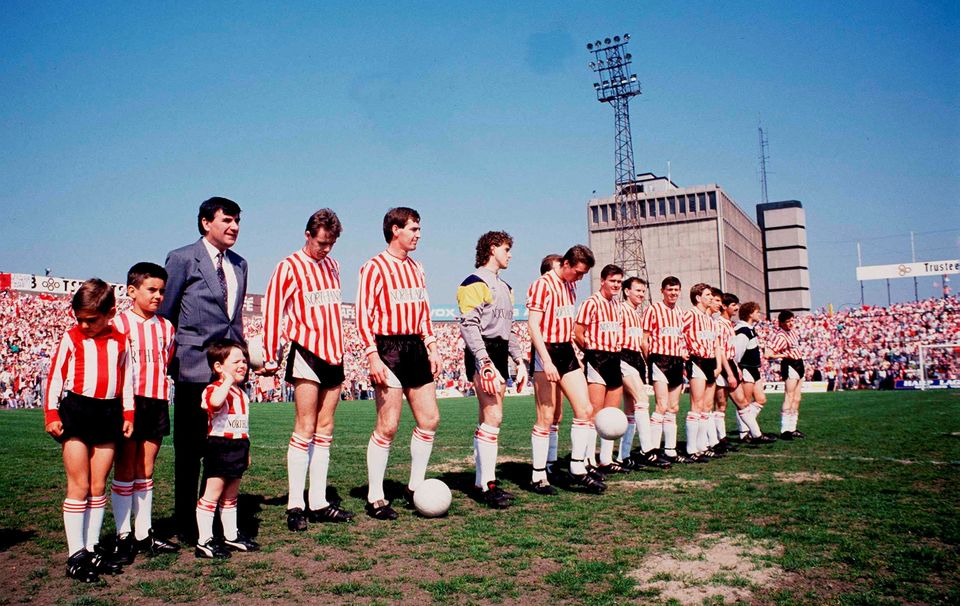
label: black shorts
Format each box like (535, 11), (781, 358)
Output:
(536, 342), (581, 378)
(583, 349), (623, 389)
(376, 335), (434, 389)
(464, 337), (510, 382)
(55, 392), (123, 446)
(285, 341), (345, 387)
(647, 354), (684, 389)
(721, 359), (741, 385)
(780, 358), (805, 382)
(620, 349), (647, 383)
(204, 436), (250, 480)
(740, 366), (761, 383)
(686, 356), (718, 385)
(131, 395), (171, 441)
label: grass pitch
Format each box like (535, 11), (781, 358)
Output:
(0, 391), (958, 605)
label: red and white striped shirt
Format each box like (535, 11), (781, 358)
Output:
(526, 270), (577, 344)
(620, 301), (645, 352)
(202, 381), (249, 439)
(641, 301), (687, 357)
(113, 310), (175, 401)
(356, 251), (435, 354)
(683, 307), (718, 358)
(44, 326), (134, 425)
(263, 249), (344, 365)
(716, 315), (737, 359)
(575, 292), (623, 352)
(768, 327), (801, 360)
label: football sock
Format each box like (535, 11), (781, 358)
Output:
(685, 413), (700, 455)
(790, 412), (799, 432)
(63, 498), (87, 556)
(473, 436), (481, 488)
(585, 423), (598, 467)
(531, 425), (551, 482)
(781, 411), (790, 434)
(475, 423), (499, 488)
(599, 438), (615, 465)
(196, 497), (217, 545)
(714, 411), (727, 441)
(133, 478), (154, 541)
(636, 402), (653, 453)
(408, 427), (435, 492)
(366, 432), (392, 503)
(220, 497), (238, 541)
(308, 434), (332, 510)
(111, 480), (134, 535)
(702, 412), (717, 449)
(547, 424), (559, 469)
(735, 405), (747, 438)
(650, 412), (664, 451)
(286, 433), (312, 510)
(84, 494), (107, 551)
(570, 418), (592, 474)
(618, 414), (636, 461)
(662, 412), (678, 456)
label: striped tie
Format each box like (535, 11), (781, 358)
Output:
(216, 252), (228, 311)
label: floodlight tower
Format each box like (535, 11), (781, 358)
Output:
(587, 34), (647, 284)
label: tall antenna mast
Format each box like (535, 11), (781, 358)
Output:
(587, 34), (648, 285)
(758, 122), (770, 205)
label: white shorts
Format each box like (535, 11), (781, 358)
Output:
(716, 374), (727, 387)
(291, 349), (319, 382)
(620, 359), (642, 379)
(688, 361), (708, 381)
(585, 362), (605, 385)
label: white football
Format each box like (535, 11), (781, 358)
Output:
(594, 407), (628, 439)
(247, 334), (265, 371)
(413, 478), (452, 518)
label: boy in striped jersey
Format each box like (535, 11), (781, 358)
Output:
(642, 277), (688, 461)
(357, 208), (440, 520)
(457, 231), (527, 509)
(527, 245), (605, 494)
(534, 254), (564, 479)
(574, 264), (626, 476)
(195, 339), (258, 558)
(710, 289), (741, 454)
(45, 279), (133, 582)
(110, 263), (180, 564)
(681, 283), (722, 462)
(767, 311), (806, 440)
(261, 209), (354, 531)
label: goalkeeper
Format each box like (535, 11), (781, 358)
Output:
(457, 231), (527, 509)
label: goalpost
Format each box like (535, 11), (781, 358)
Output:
(918, 343), (960, 391)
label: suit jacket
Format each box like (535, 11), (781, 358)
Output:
(158, 239), (248, 383)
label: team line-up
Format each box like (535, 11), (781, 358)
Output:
(41, 198), (807, 583)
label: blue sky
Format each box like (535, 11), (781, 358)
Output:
(2, 1), (958, 309)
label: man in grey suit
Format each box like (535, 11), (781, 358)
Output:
(159, 197), (248, 544)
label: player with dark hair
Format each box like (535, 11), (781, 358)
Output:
(527, 245), (605, 494)
(531, 254), (565, 479)
(733, 302), (775, 444)
(357, 207), (439, 520)
(767, 310), (806, 439)
(574, 264), (626, 475)
(457, 231), (526, 509)
(681, 283), (721, 462)
(262, 208), (354, 532)
(111, 263), (180, 563)
(642, 276), (688, 461)
(710, 289), (743, 454)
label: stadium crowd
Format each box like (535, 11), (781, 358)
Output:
(2, 287), (957, 407)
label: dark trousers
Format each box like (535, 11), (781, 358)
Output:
(173, 381), (209, 543)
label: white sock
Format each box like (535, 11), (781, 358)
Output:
(133, 478), (154, 541)
(286, 433), (312, 510)
(408, 427), (435, 492)
(196, 497), (217, 545)
(220, 497), (238, 541)
(735, 405), (747, 438)
(366, 432), (392, 503)
(585, 424), (598, 467)
(111, 480), (134, 535)
(663, 412), (678, 456)
(84, 494), (107, 551)
(714, 411), (727, 441)
(650, 412), (664, 451)
(309, 434), (332, 510)
(531, 425), (550, 482)
(63, 498), (87, 556)
(636, 403), (653, 453)
(781, 411), (790, 434)
(475, 423), (499, 488)
(473, 435), (481, 487)
(685, 413), (700, 455)
(790, 412), (799, 432)
(702, 413), (717, 449)
(599, 438), (615, 465)
(618, 415), (636, 460)
(547, 424), (559, 468)
(570, 418), (591, 474)
(739, 407), (762, 438)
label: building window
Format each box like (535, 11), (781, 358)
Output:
(639, 200), (646, 218)
(699, 194), (707, 212)
(679, 196), (686, 213)
(601, 205), (608, 222)
(649, 200), (656, 216)
(709, 192), (717, 210)
(592, 206), (599, 224)
(669, 197), (676, 214)
(611, 203), (617, 221)
(659, 199), (666, 216)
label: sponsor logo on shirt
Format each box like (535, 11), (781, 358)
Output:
(626, 327), (643, 337)
(227, 418), (249, 430)
(390, 287), (429, 304)
(305, 289), (341, 307)
(662, 327), (682, 337)
(556, 305), (575, 318)
(492, 308), (514, 320)
(599, 321), (620, 333)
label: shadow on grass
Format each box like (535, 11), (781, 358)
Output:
(0, 528), (36, 551)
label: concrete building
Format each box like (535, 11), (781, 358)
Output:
(586, 173), (765, 308)
(757, 200), (811, 317)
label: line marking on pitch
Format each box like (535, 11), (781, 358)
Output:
(739, 452), (960, 466)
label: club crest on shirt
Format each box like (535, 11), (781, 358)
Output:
(390, 287), (428, 304)
(305, 289), (341, 307)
